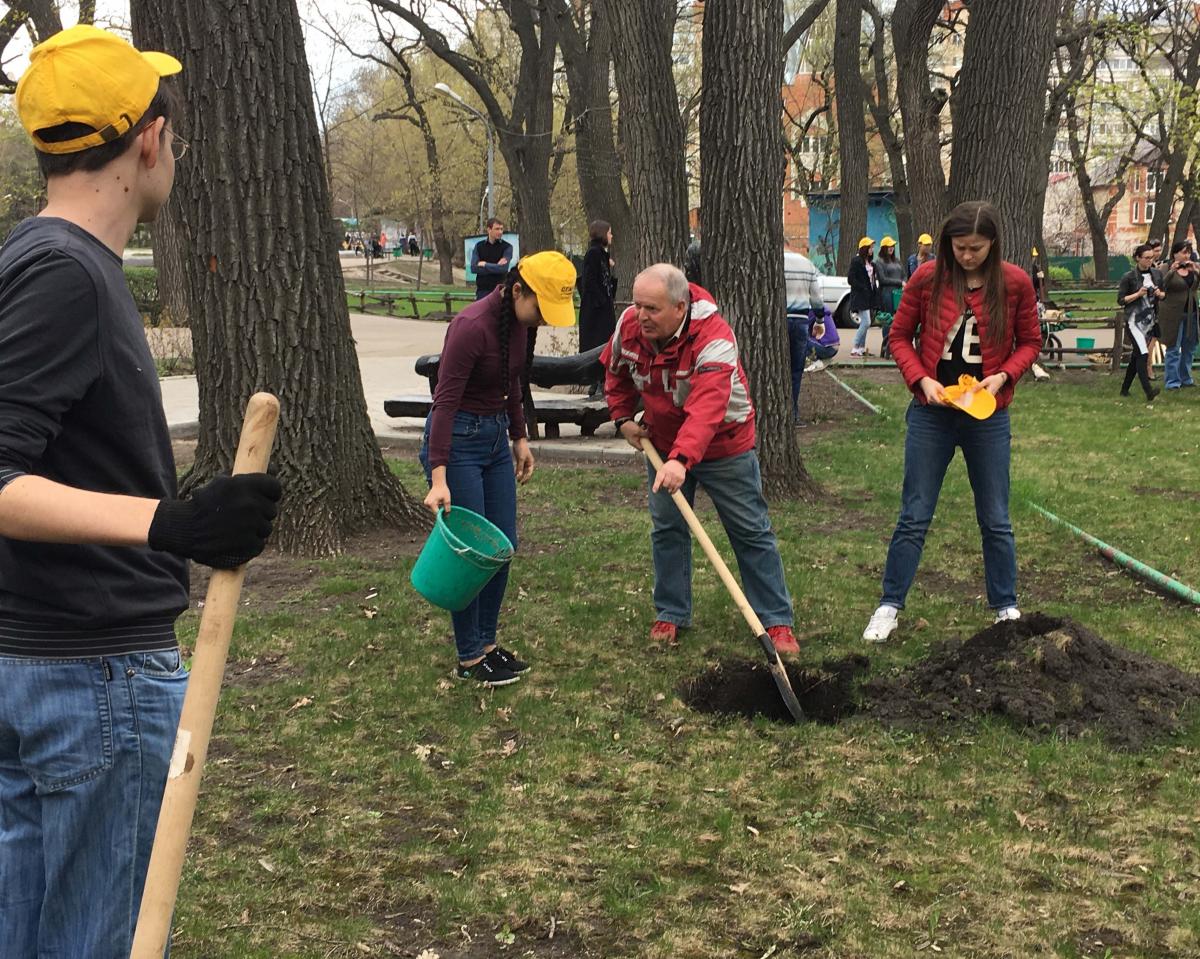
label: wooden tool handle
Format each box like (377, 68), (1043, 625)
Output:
(131, 392), (280, 959)
(640, 439), (766, 635)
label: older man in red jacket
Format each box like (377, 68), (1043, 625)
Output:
(601, 263), (797, 654)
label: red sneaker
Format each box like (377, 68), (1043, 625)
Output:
(649, 620), (678, 645)
(767, 625), (800, 655)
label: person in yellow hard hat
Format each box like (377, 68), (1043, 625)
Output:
(420, 250), (577, 687)
(1, 24), (282, 958)
(906, 232), (936, 279)
(1030, 246), (1047, 305)
(848, 236), (878, 356)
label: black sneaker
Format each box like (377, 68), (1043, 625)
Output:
(487, 645), (530, 674)
(456, 658), (521, 687)
(1146, 387), (1161, 402)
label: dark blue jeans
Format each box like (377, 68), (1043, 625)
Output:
(0, 648), (187, 959)
(646, 449), (793, 629)
(420, 411), (518, 661)
(786, 313), (811, 417)
(880, 402), (1017, 611)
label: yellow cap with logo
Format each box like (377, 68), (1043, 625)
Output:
(858, 236), (874, 249)
(518, 251), (577, 327)
(880, 235), (896, 247)
(918, 232), (934, 245)
(16, 24), (182, 155)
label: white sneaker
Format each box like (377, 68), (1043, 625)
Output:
(805, 360), (826, 373)
(994, 607), (1021, 623)
(850, 348), (865, 357)
(863, 605), (899, 642)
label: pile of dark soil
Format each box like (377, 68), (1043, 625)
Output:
(863, 612), (1200, 748)
(682, 655), (869, 723)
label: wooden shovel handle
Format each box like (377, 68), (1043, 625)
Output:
(640, 438), (805, 722)
(130, 392), (280, 959)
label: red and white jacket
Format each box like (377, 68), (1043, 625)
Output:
(889, 260), (1041, 410)
(601, 284), (756, 465)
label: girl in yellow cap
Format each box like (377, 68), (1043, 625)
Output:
(419, 250), (577, 686)
(847, 236), (878, 356)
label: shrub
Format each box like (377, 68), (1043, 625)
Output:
(1048, 266), (1073, 283)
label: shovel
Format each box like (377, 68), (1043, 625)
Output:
(640, 438), (805, 722)
(130, 392), (280, 959)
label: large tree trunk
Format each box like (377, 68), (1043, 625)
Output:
(892, 0), (947, 240)
(607, 0), (690, 274)
(947, 0), (1060, 268)
(833, 0), (868, 273)
(863, 1), (912, 254)
(701, 0), (812, 498)
(552, 0), (633, 298)
(131, 0), (425, 554)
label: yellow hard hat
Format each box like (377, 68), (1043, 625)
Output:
(1031, 246), (1040, 257)
(858, 236), (874, 249)
(881, 235), (896, 248)
(917, 233), (933, 245)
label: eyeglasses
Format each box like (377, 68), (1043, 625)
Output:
(170, 134), (190, 161)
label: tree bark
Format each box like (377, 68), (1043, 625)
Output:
(947, 0), (1061, 269)
(550, 0), (633, 296)
(701, 0), (812, 498)
(863, 1), (912, 252)
(833, 0), (868, 273)
(892, 0), (947, 240)
(131, 0), (425, 554)
(607, 0), (690, 274)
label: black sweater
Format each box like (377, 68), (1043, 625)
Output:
(0, 218), (187, 656)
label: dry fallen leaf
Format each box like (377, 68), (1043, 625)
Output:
(728, 882), (750, 894)
(698, 833), (721, 843)
(287, 696), (313, 712)
(413, 744), (434, 761)
(258, 858), (276, 874)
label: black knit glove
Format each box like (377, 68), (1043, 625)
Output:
(149, 474), (282, 569)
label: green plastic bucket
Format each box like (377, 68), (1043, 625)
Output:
(410, 507), (514, 611)
(1077, 336), (1095, 350)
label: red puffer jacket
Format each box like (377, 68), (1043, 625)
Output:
(889, 260), (1041, 409)
(601, 284), (756, 464)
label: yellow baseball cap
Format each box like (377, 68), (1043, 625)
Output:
(16, 25), (182, 155)
(881, 235), (896, 247)
(858, 236), (874, 249)
(518, 251), (577, 327)
(943, 375), (997, 420)
(918, 233), (934, 245)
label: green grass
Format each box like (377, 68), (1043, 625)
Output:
(171, 370), (1200, 958)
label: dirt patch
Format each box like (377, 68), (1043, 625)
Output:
(1132, 485), (1200, 503)
(864, 612), (1200, 748)
(682, 655), (869, 723)
(795, 367), (879, 433)
(681, 615), (1200, 748)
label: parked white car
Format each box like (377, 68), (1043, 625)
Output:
(784, 249), (852, 327)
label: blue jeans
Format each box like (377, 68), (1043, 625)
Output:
(0, 648), (187, 959)
(880, 402), (1017, 611)
(808, 340), (838, 362)
(646, 449), (793, 628)
(786, 313), (810, 416)
(420, 411), (517, 661)
(1163, 318), (1197, 389)
(853, 309), (871, 350)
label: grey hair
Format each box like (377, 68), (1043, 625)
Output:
(636, 263), (690, 306)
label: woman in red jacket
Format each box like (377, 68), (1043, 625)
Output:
(863, 201), (1042, 643)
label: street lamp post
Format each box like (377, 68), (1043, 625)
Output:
(434, 82), (494, 232)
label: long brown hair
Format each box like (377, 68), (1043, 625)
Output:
(928, 201), (1008, 349)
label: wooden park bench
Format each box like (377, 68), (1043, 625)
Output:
(385, 345), (613, 439)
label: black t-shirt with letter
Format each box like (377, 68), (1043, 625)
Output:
(936, 292), (984, 387)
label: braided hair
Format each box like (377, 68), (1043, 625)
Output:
(498, 267), (538, 400)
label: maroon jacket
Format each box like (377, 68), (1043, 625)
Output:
(888, 260), (1041, 410)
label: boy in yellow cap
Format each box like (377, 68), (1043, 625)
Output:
(0, 25), (280, 958)
(906, 232), (936, 279)
(420, 250), (576, 686)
